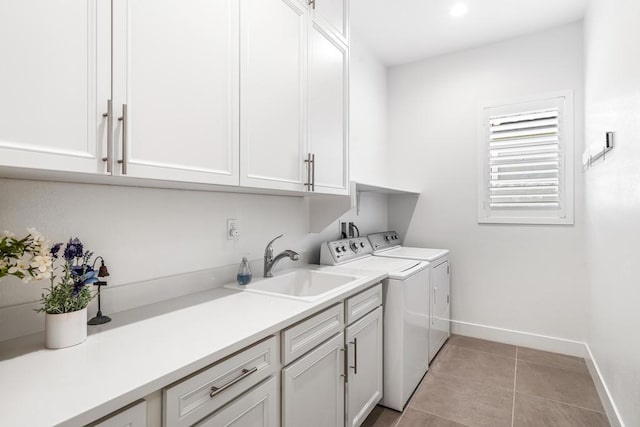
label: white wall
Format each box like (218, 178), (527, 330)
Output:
(584, 0), (640, 425)
(0, 38), (390, 341)
(349, 35), (389, 185)
(388, 23), (587, 342)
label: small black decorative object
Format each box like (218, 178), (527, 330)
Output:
(88, 256), (112, 325)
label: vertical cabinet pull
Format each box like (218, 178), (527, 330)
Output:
(304, 153), (316, 192)
(117, 104), (128, 175)
(311, 153), (315, 192)
(102, 99), (113, 173)
(308, 0), (316, 9)
(434, 287), (437, 306)
(340, 347), (347, 382)
(349, 338), (358, 374)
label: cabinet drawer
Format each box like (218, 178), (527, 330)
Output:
(196, 376), (279, 427)
(164, 336), (279, 427)
(346, 283), (382, 325)
(282, 303), (344, 365)
(89, 400), (147, 427)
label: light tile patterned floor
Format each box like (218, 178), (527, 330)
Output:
(363, 335), (609, 427)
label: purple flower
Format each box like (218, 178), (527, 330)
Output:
(70, 266), (98, 297)
(63, 238), (84, 261)
(50, 242), (63, 259)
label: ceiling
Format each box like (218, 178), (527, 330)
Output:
(350, 0), (589, 66)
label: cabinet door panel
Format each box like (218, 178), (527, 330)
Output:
(282, 333), (345, 427)
(240, 0), (307, 191)
(112, 0), (239, 184)
(308, 24), (348, 194)
(346, 307), (383, 427)
(430, 260), (450, 361)
(313, 0), (348, 43)
(0, 0), (110, 173)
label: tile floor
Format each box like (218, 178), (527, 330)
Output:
(363, 335), (609, 427)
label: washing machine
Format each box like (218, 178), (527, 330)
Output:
(320, 237), (430, 411)
(368, 231), (451, 362)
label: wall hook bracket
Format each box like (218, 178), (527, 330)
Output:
(583, 131), (615, 171)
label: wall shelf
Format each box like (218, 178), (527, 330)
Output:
(308, 181), (421, 232)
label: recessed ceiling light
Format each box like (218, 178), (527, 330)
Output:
(450, 2), (468, 17)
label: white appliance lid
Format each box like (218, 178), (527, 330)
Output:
(332, 256), (429, 280)
(375, 246), (449, 262)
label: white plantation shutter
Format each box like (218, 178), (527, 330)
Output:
(479, 94), (574, 224)
(489, 108), (560, 209)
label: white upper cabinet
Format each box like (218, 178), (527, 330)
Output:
(240, 0), (308, 192)
(0, 0), (111, 174)
(1, 0), (348, 195)
(111, 0), (239, 185)
(312, 0), (349, 44)
(308, 23), (349, 194)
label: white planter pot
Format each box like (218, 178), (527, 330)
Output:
(45, 308), (88, 349)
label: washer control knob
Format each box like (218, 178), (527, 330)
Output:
(384, 235), (390, 241)
(341, 246), (347, 252)
(349, 241), (359, 252)
(336, 247), (342, 253)
(360, 242), (365, 248)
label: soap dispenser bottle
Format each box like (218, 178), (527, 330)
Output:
(237, 257), (252, 286)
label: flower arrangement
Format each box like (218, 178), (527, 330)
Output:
(0, 228), (53, 283)
(38, 238), (99, 314)
(1, 229), (98, 314)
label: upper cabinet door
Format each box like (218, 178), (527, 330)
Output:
(308, 24), (349, 195)
(240, 0), (308, 192)
(111, 0), (240, 185)
(312, 0), (349, 45)
(0, 0), (110, 174)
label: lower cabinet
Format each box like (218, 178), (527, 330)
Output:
(86, 284), (384, 427)
(196, 376), (279, 427)
(282, 333), (346, 427)
(346, 307), (383, 427)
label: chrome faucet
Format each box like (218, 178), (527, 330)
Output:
(264, 234), (300, 278)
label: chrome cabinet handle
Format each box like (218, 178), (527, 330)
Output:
(311, 153), (315, 192)
(209, 367), (258, 398)
(349, 338), (358, 374)
(340, 347), (347, 382)
(102, 99), (113, 173)
(304, 153), (312, 191)
(117, 104), (128, 175)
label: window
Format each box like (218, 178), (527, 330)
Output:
(478, 92), (574, 224)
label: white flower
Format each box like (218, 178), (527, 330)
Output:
(31, 254), (52, 273)
(26, 227), (44, 242)
(3, 230), (15, 239)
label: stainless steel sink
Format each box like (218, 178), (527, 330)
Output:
(226, 269), (359, 302)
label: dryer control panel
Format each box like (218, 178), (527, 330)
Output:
(367, 231), (401, 251)
(320, 237), (373, 266)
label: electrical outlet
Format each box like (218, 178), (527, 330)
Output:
(227, 219), (239, 240)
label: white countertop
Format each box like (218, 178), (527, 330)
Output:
(0, 266), (386, 426)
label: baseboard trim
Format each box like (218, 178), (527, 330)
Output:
(450, 319), (585, 356)
(584, 344), (625, 427)
(450, 319), (624, 427)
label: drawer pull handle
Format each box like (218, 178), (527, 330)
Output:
(349, 338), (358, 374)
(209, 367), (258, 398)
